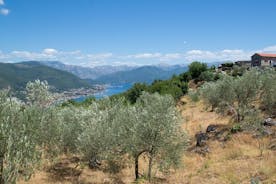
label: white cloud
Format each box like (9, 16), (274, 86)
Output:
(0, 8), (9, 16)
(0, 0), (4, 5)
(1, 45), (276, 66)
(261, 45), (276, 52)
(126, 53), (162, 59)
(185, 50), (216, 61)
(87, 53), (113, 60)
(11, 51), (34, 58)
(11, 50), (57, 60)
(160, 53), (182, 61)
(43, 48), (58, 55)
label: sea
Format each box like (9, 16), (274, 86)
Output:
(74, 83), (132, 102)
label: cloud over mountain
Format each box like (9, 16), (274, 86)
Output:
(0, 45), (276, 66)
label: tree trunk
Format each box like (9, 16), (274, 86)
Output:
(135, 155), (139, 180)
(134, 150), (148, 180)
(237, 112), (241, 123)
(148, 154), (153, 180)
(0, 157), (4, 184)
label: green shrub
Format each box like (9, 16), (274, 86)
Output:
(198, 71), (215, 82)
(188, 61), (208, 79)
(231, 124), (242, 133)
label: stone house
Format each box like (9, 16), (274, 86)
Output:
(251, 53), (276, 67)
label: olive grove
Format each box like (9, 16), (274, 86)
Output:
(200, 68), (276, 126)
(0, 80), (188, 183)
(0, 80), (60, 184)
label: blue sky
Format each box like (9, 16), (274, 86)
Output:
(0, 0), (276, 66)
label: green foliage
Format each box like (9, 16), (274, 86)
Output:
(231, 65), (247, 77)
(61, 97), (96, 107)
(125, 83), (148, 104)
(117, 61), (211, 103)
(221, 62), (234, 67)
(200, 69), (276, 131)
(0, 91), (40, 184)
(240, 109), (263, 132)
(198, 71), (215, 82)
(26, 80), (53, 107)
(179, 71), (192, 82)
(132, 93), (188, 175)
(230, 124), (242, 133)
(69, 93), (188, 179)
(148, 77), (188, 100)
(188, 90), (200, 102)
(0, 76), (190, 183)
(0, 80), (62, 184)
(123, 76), (188, 103)
(200, 69), (262, 122)
(259, 68), (276, 116)
(188, 61), (208, 79)
(0, 62), (91, 92)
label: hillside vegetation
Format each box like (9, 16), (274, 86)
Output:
(114, 61), (217, 103)
(18, 90), (276, 184)
(0, 61), (92, 91)
(0, 63), (275, 184)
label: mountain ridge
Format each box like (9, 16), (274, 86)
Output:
(0, 61), (92, 91)
(92, 65), (189, 84)
(38, 61), (189, 84)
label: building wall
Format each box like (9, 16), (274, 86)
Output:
(251, 54), (276, 67)
(251, 54), (261, 67)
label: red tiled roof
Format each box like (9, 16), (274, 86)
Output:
(256, 53), (276, 57)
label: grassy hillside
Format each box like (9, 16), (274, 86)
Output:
(18, 96), (276, 184)
(0, 61), (92, 91)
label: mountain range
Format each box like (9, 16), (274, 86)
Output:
(92, 65), (188, 84)
(39, 61), (136, 79)
(39, 61), (189, 84)
(0, 61), (92, 91)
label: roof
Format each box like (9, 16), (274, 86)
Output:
(255, 53), (276, 57)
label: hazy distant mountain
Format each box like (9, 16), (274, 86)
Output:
(0, 61), (92, 91)
(93, 65), (188, 84)
(38, 61), (189, 84)
(39, 61), (136, 79)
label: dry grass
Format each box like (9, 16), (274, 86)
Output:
(18, 96), (276, 184)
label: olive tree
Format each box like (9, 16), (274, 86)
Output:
(200, 69), (261, 122)
(0, 90), (40, 184)
(57, 106), (86, 153)
(25, 80), (61, 156)
(0, 80), (61, 184)
(259, 68), (276, 116)
(26, 80), (53, 107)
(126, 92), (188, 180)
(77, 98), (128, 169)
(76, 93), (188, 181)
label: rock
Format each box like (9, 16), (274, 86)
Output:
(206, 124), (218, 133)
(262, 127), (273, 136)
(214, 128), (230, 142)
(195, 132), (208, 147)
(268, 139), (276, 150)
(89, 157), (101, 169)
(193, 145), (210, 155)
(263, 118), (276, 126)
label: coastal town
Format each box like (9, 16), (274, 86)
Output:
(53, 84), (105, 102)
